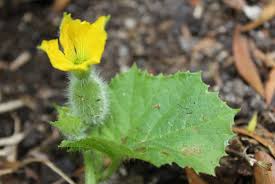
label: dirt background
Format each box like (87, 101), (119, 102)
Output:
(0, 0), (274, 184)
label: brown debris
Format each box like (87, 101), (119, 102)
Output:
(0, 61), (8, 70)
(232, 27), (265, 97)
(185, 167), (207, 184)
(232, 127), (275, 158)
(192, 37), (221, 53)
(223, 0), (246, 11)
(52, 0), (71, 13)
(265, 68), (275, 105)
(254, 151), (275, 184)
(257, 124), (275, 140)
(250, 41), (275, 68)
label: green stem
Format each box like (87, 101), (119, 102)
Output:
(83, 151), (97, 184)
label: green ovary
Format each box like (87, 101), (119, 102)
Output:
(68, 71), (109, 126)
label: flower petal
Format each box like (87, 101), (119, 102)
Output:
(39, 39), (76, 71)
(40, 14), (109, 72)
(59, 13), (77, 61)
(59, 13), (108, 65)
(86, 16), (109, 64)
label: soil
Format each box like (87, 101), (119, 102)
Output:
(0, 0), (274, 184)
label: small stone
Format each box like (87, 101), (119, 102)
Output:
(124, 18), (137, 29)
(243, 5), (262, 20)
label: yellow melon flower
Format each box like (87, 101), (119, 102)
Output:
(39, 13), (109, 72)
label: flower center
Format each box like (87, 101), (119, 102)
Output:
(73, 54), (88, 65)
(74, 58), (84, 64)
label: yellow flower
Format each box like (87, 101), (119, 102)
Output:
(39, 13), (109, 72)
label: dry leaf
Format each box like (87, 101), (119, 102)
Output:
(233, 27), (265, 97)
(223, 0), (246, 11)
(265, 68), (275, 105)
(241, 2), (275, 32)
(52, 0), (71, 13)
(251, 42), (275, 68)
(254, 151), (275, 184)
(185, 167), (207, 184)
(189, 0), (202, 7)
(233, 127), (275, 158)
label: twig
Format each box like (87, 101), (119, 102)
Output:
(0, 133), (24, 146)
(7, 113), (21, 161)
(9, 51), (31, 71)
(0, 168), (14, 176)
(0, 99), (25, 114)
(53, 166), (84, 184)
(226, 147), (272, 170)
(0, 96), (36, 114)
(0, 147), (14, 157)
(0, 113), (24, 163)
(32, 151), (76, 184)
(0, 157), (76, 184)
(43, 159), (76, 184)
(226, 147), (257, 166)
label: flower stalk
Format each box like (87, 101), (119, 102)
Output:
(84, 151), (97, 184)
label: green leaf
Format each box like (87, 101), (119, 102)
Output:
(61, 65), (236, 174)
(52, 106), (86, 139)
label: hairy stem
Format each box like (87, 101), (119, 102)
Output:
(84, 151), (97, 184)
